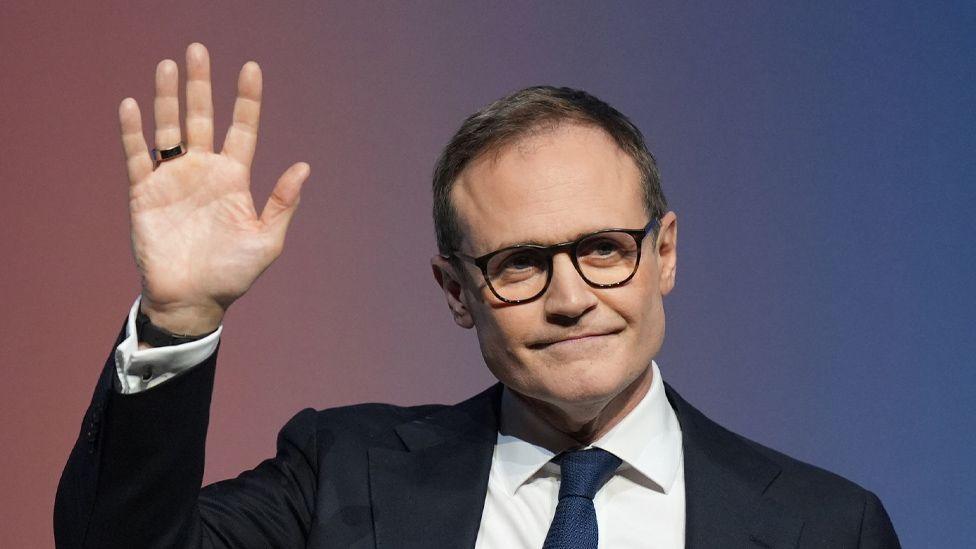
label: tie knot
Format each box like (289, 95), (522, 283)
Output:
(555, 447), (622, 500)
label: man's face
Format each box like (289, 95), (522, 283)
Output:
(432, 122), (677, 414)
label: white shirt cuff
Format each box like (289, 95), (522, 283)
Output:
(114, 295), (222, 394)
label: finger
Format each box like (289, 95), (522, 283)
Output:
(154, 59), (182, 149)
(222, 61), (262, 168)
(118, 98), (153, 184)
(185, 43), (214, 152)
(260, 162), (310, 229)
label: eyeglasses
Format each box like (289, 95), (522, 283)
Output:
(445, 218), (659, 304)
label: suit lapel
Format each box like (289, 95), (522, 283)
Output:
(368, 381), (804, 548)
(665, 383), (804, 549)
(369, 384), (503, 549)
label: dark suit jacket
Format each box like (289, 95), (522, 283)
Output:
(55, 322), (900, 548)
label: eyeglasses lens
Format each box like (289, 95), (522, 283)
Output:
(485, 231), (640, 301)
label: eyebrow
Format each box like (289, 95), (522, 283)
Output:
(486, 226), (622, 252)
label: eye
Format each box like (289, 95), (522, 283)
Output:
(594, 239), (623, 256)
(579, 237), (625, 258)
(499, 251), (544, 272)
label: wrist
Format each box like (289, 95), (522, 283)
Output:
(138, 297), (225, 337)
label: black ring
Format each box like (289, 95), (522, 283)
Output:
(151, 142), (187, 168)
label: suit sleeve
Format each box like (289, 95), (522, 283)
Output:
(54, 319), (319, 548)
(858, 490), (901, 548)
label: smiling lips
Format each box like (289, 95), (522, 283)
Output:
(531, 330), (619, 348)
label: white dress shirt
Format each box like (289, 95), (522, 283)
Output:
(475, 360), (684, 548)
(115, 295), (685, 547)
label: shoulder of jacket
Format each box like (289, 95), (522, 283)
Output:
(280, 400), (449, 443)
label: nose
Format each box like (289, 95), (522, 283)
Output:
(543, 252), (598, 322)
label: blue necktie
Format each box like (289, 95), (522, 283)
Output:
(542, 447), (622, 549)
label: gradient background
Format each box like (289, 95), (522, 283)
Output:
(2, 1), (973, 546)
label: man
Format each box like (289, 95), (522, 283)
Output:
(55, 43), (900, 548)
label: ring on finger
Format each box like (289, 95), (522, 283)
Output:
(151, 142), (187, 169)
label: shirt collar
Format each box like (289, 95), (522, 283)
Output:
(494, 360), (682, 497)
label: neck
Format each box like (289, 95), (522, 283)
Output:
(516, 364), (654, 445)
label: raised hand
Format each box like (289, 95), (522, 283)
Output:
(119, 43), (309, 336)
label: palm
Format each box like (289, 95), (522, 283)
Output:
(119, 43), (309, 326)
(131, 152), (267, 309)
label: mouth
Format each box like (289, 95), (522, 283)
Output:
(528, 330), (621, 349)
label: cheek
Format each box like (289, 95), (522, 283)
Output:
(639, 299), (666, 351)
(630, 292), (666, 359)
(470, 302), (538, 363)
(629, 256), (664, 321)
(605, 276), (665, 352)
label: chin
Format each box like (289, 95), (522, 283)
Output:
(487, 341), (644, 407)
(533, 361), (637, 408)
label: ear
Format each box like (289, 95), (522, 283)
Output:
(430, 255), (475, 329)
(655, 211), (678, 296)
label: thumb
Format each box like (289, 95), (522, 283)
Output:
(260, 162), (310, 229)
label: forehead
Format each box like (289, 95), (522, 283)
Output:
(452, 122), (646, 254)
